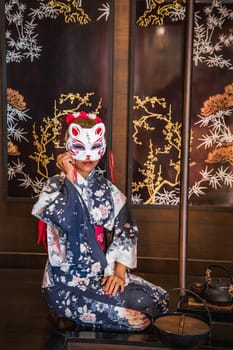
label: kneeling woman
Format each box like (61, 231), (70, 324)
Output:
(32, 111), (169, 332)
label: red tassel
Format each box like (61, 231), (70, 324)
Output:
(109, 150), (115, 183)
(37, 220), (48, 251)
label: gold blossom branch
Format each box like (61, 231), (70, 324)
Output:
(29, 119), (58, 178)
(133, 95), (167, 144)
(29, 92), (102, 178)
(132, 95), (182, 204)
(58, 92), (95, 115)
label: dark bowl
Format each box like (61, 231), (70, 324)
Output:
(154, 312), (210, 349)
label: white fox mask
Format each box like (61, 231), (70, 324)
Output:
(66, 123), (106, 161)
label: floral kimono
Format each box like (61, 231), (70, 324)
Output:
(32, 170), (168, 331)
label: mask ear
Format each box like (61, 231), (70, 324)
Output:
(93, 123), (105, 137)
(68, 123), (83, 137)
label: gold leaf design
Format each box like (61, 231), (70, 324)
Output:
(201, 83), (233, 117)
(8, 141), (20, 156)
(48, 0), (91, 24)
(137, 0), (185, 27)
(205, 143), (233, 165)
(7, 88), (26, 110)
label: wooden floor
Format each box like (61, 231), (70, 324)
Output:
(1, 268), (53, 350)
(1, 268), (232, 350)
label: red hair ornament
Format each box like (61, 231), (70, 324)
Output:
(65, 111), (103, 126)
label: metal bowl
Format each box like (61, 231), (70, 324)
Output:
(154, 312), (210, 349)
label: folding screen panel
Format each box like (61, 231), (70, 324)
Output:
(4, 0), (114, 198)
(129, 0), (233, 206)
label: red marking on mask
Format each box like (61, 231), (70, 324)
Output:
(71, 126), (79, 137)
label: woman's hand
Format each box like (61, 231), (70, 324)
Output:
(101, 261), (127, 296)
(101, 274), (125, 296)
(56, 152), (75, 183)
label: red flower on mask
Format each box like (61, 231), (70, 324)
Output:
(65, 111), (102, 125)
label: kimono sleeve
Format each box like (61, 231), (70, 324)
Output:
(104, 185), (138, 276)
(32, 175), (80, 233)
(32, 175), (68, 266)
(31, 175), (65, 223)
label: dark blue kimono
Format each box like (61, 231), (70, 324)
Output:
(32, 171), (168, 331)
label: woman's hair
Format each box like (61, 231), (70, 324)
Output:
(71, 118), (98, 128)
(65, 118), (98, 141)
